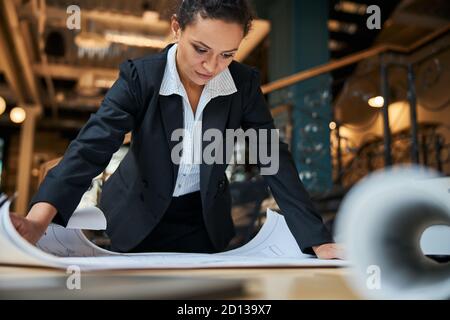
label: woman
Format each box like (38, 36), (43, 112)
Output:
(11, 0), (342, 259)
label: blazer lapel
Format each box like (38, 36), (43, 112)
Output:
(200, 95), (233, 208)
(150, 42), (180, 189)
(159, 94), (184, 189)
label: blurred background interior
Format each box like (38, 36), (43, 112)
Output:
(0, 0), (448, 250)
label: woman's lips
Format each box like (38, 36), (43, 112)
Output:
(196, 71), (213, 80)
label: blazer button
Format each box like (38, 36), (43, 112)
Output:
(142, 179), (149, 188)
(218, 181), (225, 189)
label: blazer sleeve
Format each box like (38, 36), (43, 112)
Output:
(29, 60), (144, 227)
(241, 68), (334, 254)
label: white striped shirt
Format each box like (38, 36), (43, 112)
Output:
(159, 43), (237, 197)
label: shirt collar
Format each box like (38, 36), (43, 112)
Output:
(159, 43), (237, 98)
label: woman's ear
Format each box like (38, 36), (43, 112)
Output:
(171, 14), (181, 41)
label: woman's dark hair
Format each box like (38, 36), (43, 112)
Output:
(176, 0), (255, 36)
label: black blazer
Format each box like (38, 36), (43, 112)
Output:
(30, 43), (333, 253)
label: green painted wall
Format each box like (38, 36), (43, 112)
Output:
(253, 0), (332, 193)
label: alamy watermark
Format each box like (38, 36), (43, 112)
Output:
(66, 265), (81, 290)
(366, 5), (381, 30)
(366, 265), (381, 290)
(66, 5), (81, 30)
(66, 3), (382, 33)
(170, 124), (280, 175)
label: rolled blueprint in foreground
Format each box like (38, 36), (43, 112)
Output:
(335, 166), (450, 299)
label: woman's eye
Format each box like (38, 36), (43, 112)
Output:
(194, 46), (208, 54)
(222, 54), (234, 59)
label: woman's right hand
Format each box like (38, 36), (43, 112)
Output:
(10, 202), (57, 245)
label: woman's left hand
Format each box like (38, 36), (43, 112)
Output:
(312, 243), (345, 260)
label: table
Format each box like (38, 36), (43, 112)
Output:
(0, 266), (360, 299)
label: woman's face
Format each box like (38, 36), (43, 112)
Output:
(171, 14), (245, 88)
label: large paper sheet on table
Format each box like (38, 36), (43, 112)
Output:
(0, 202), (347, 270)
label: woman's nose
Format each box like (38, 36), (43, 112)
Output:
(202, 57), (218, 74)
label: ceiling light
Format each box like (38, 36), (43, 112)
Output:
(0, 96), (6, 115)
(328, 19), (358, 34)
(10, 107), (26, 123)
(368, 96), (384, 108)
(334, 1), (367, 15)
(329, 39), (346, 51)
(329, 121), (337, 130)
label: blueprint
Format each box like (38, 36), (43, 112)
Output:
(0, 202), (347, 270)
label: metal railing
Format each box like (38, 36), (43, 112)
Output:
(261, 24), (450, 190)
